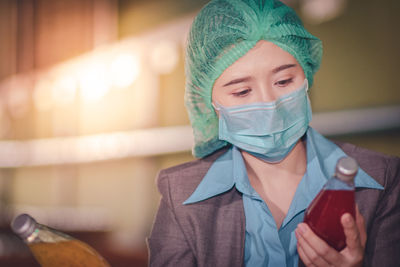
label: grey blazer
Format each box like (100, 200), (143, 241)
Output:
(148, 142), (400, 267)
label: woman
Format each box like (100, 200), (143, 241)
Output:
(148, 0), (400, 266)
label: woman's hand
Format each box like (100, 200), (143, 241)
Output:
(295, 206), (366, 267)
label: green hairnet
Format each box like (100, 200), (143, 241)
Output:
(184, 0), (323, 158)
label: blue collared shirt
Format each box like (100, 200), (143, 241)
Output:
(184, 128), (383, 266)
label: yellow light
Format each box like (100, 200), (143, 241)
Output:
(301, 0), (347, 24)
(0, 101), (11, 138)
(150, 40), (179, 74)
(7, 77), (30, 118)
(33, 78), (54, 111)
(110, 53), (140, 88)
(79, 63), (111, 103)
(52, 75), (77, 106)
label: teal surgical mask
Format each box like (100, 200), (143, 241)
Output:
(213, 79), (312, 162)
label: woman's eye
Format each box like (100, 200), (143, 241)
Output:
(275, 78), (293, 87)
(232, 88), (251, 97)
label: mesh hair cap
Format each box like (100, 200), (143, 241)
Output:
(184, 0), (323, 158)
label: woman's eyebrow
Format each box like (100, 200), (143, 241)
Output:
(223, 76), (251, 87)
(272, 64), (297, 74)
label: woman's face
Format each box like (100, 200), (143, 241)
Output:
(212, 40), (306, 107)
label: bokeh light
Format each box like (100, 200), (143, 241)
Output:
(33, 78), (54, 111)
(79, 62), (112, 103)
(150, 40), (179, 74)
(52, 75), (77, 106)
(110, 53), (140, 88)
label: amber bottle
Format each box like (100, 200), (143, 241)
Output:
(11, 213), (110, 267)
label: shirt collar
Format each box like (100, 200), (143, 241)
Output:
(184, 127), (383, 205)
(183, 148), (235, 204)
(306, 128), (384, 189)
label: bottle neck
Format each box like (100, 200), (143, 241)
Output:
(336, 172), (355, 185)
(25, 224), (72, 244)
(325, 175), (355, 191)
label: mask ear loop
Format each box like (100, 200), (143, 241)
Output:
(211, 101), (221, 111)
(211, 102), (221, 118)
(304, 78), (309, 92)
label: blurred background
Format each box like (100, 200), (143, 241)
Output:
(0, 0), (399, 266)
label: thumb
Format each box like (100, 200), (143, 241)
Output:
(355, 205), (366, 248)
(341, 213), (362, 252)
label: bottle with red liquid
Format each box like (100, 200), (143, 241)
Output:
(303, 156), (358, 251)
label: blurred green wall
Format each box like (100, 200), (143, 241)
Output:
(308, 0), (400, 111)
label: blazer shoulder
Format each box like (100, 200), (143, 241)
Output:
(335, 141), (400, 187)
(335, 141), (399, 166)
(156, 147), (229, 206)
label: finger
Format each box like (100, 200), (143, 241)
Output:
(355, 205), (367, 248)
(341, 213), (362, 252)
(297, 242), (318, 267)
(297, 240), (313, 267)
(296, 223), (333, 266)
(297, 223), (340, 264)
